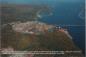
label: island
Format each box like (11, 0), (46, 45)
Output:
(1, 4), (84, 57)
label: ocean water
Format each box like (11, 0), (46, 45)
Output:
(39, 2), (85, 53)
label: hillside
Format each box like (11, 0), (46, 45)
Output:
(1, 22), (84, 57)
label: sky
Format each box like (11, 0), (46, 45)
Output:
(0, 0), (85, 4)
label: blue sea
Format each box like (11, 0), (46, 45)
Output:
(39, 2), (85, 54)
